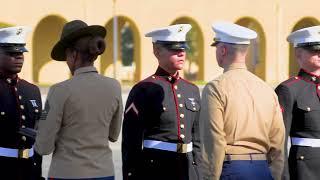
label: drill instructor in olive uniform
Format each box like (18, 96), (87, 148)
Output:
(35, 20), (123, 180)
(122, 24), (202, 180)
(0, 26), (43, 180)
(276, 25), (320, 180)
(200, 22), (285, 180)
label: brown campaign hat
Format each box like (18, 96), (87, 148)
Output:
(51, 20), (106, 61)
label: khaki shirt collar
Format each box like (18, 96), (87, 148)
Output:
(74, 66), (98, 76)
(224, 63), (247, 73)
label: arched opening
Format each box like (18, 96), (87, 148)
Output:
(236, 17), (266, 80)
(171, 17), (204, 82)
(289, 17), (320, 77)
(101, 16), (141, 84)
(33, 15), (68, 85)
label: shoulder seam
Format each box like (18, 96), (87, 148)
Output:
(283, 77), (301, 86)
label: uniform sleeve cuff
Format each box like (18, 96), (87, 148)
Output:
(109, 137), (117, 142)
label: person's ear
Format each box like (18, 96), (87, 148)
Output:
(66, 48), (77, 61)
(295, 48), (302, 59)
(153, 44), (161, 58)
(221, 45), (227, 57)
(66, 48), (72, 60)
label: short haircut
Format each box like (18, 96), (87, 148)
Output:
(224, 43), (249, 57)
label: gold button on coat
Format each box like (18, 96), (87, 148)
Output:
(299, 156), (304, 160)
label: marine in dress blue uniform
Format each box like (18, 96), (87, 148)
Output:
(122, 24), (202, 180)
(276, 25), (320, 180)
(0, 26), (43, 180)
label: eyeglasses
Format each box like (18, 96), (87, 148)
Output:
(160, 45), (186, 52)
(167, 48), (186, 53)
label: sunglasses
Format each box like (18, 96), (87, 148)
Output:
(161, 45), (188, 52)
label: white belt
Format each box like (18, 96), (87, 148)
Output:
(143, 140), (192, 153)
(0, 147), (34, 159)
(291, 137), (320, 147)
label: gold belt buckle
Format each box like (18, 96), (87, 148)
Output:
(177, 143), (187, 153)
(18, 149), (29, 159)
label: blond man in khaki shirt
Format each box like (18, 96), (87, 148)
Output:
(35, 20), (123, 179)
(200, 22), (285, 180)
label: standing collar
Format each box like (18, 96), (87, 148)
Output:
(74, 66), (98, 76)
(298, 69), (320, 84)
(0, 73), (19, 85)
(154, 66), (180, 83)
(224, 63), (247, 73)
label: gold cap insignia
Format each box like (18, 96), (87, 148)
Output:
(178, 26), (183, 32)
(16, 28), (23, 35)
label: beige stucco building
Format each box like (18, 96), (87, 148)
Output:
(2, 0), (320, 86)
